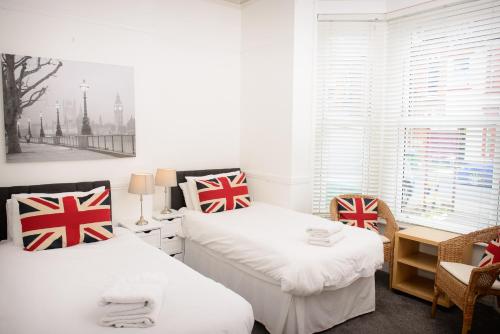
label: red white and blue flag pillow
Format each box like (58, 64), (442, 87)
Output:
(337, 197), (379, 232)
(478, 232), (500, 266)
(17, 190), (113, 251)
(195, 173), (251, 213)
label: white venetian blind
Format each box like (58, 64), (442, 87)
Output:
(385, 0), (500, 233)
(313, 21), (385, 216)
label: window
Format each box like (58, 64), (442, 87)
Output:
(314, 0), (500, 232)
(313, 21), (385, 216)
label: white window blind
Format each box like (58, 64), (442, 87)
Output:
(385, 0), (500, 233)
(314, 0), (500, 232)
(313, 21), (385, 216)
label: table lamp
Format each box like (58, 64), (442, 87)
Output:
(128, 173), (155, 225)
(155, 168), (177, 214)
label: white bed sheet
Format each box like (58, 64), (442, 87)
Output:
(182, 202), (383, 296)
(0, 227), (254, 334)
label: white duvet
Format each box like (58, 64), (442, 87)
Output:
(182, 202), (384, 296)
(0, 227), (253, 334)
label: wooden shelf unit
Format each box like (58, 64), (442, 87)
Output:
(394, 275), (450, 306)
(398, 252), (437, 273)
(392, 226), (459, 308)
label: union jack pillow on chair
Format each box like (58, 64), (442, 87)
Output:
(337, 197), (379, 232)
(195, 172), (251, 213)
(478, 232), (500, 281)
(17, 189), (113, 251)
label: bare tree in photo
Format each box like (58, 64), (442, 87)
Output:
(2, 55), (62, 153)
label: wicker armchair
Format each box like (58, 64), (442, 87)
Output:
(330, 194), (399, 287)
(431, 226), (500, 334)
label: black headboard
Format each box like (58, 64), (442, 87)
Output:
(0, 180), (111, 241)
(171, 168), (240, 210)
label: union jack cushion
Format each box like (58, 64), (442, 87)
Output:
(195, 172), (251, 213)
(479, 232), (500, 266)
(17, 189), (113, 251)
(337, 197), (379, 232)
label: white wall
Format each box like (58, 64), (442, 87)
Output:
(240, 0), (315, 212)
(240, 0), (295, 207)
(290, 0), (315, 212)
(0, 0), (241, 221)
(386, 0), (426, 11)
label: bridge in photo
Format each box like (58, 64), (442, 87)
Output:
(21, 134), (136, 158)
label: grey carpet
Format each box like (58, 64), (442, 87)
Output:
(252, 271), (499, 334)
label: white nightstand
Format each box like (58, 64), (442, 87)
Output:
(153, 210), (185, 261)
(119, 219), (162, 249)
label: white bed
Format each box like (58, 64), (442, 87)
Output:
(0, 227), (254, 334)
(181, 202), (384, 334)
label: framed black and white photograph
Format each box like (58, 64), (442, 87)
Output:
(2, 54), (135, 163)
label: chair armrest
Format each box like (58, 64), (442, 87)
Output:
(330, 198), (339, 220)
(438, 235), (468, 263)
(439, 226), (500, 265)
(469, 263), (500, 293)
(378, 200), (398, 241)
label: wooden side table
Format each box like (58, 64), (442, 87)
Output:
(392, 226), (458, 307)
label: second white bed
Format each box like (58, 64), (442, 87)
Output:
(185, 239), (375, 334)
(181, 202), (384, 334)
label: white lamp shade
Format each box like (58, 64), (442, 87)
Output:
(155, 168), (177, 187)
(128, 173), (155, 195)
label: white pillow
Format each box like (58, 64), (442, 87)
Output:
(186, 171), (240, 211)
(186, 175), (214, 212)
(9, 186), (106, 248)
(179, 182), (194, 210)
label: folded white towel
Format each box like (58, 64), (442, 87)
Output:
(101, 300), (154, 317)
(308, 232), (345, 247)
(308, 231), (336, 238)
(99, 273), (168, 328)
(306, 222), (343, 238)
(100, 305), (162, 328)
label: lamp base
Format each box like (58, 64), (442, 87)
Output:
(161, 208), (173, 215)
(135, 216), (149, 226)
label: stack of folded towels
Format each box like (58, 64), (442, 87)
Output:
(99, 272), (168, 328)
(306, 222), (344, 247)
